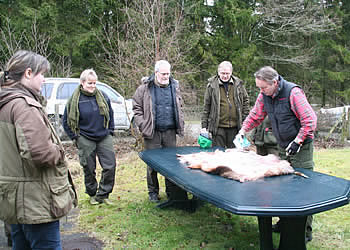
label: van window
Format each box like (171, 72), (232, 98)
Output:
(96, 84), (122, 103)
(41, 83), (54, 99)
(57, 82), (79, 99)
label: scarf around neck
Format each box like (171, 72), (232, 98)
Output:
(66, 85), (110, 134)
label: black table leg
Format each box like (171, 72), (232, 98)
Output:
(157, 199), (200, 212)
(156, 188), (203, 212)
(258, 216), (274, 250)
(278, 216), (307, 250)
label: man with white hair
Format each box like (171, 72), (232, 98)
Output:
(201, 61), (249, 148)
(133, 60), (187, 203)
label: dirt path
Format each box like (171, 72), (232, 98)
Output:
(0, 208), (103, 250)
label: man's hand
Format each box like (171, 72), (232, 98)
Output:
(200, 128), (211, 139)
(286, 140), (301, 156)
(236, 129), (245, 140)
(234, 129), (249, 149)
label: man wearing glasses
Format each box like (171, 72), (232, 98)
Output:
(237, 66), (317, 242)
(132, 60), (187, 203)
(201, 61), (249, 148)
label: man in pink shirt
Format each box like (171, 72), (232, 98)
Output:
(236, 66), (317, 243)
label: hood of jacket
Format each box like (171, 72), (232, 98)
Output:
(142, 73), (178, 87)
(0, 85), (41, 110)
(143, 73), (155, 84)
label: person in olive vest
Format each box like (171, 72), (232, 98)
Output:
(0, 50), (77, 249)
(236, 66), (317, 243)
(132, 60), (187, 203)
(201, 61), (249, 148)
(248, 116), (278, 156)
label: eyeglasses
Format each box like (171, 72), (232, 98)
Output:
(158, 72), (170, 76)
(219, 72), (231, 76)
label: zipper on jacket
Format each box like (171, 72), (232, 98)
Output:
(225, 87), (233, 127)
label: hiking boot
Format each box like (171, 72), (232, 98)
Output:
(306, 233), (312, 243)
(149, 193), (160, 203)
(272, 220), (281, 233)
(305, 235), (312, 243)
(306, 227), (312, 243)
(89, 196), (100, 205)
(102, 198), (114, 205)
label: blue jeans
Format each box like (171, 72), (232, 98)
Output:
(11, 220), (61, 250)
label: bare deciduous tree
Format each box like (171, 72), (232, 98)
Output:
(0, 15), (72, 77)
(94, 0), (202, 98)
(51, 55), (72, 77)
(0, 17), (26, 67)
(28, 15), (51, 58)
(255, 0), (339, 67)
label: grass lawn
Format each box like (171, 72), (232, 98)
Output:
(68, 147), (350, 249)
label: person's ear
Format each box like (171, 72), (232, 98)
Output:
(24, 68), (32, 79)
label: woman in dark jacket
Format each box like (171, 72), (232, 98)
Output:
(63, 69), (116, 205)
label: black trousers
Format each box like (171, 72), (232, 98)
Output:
(144, 129), (188, 200)
(213, 127), (238, 148)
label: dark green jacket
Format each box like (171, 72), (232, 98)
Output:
(201, 75), (249, 135)
(0, 85), (77, 224)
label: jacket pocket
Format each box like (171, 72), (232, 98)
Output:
(49, 180), (74, 218)
(0, 183), (18, 223)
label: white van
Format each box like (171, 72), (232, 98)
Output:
(41, 78), (134, 139)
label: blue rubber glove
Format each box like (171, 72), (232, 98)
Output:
(235, 129), (245, 141)
(234, 130), (250, 149)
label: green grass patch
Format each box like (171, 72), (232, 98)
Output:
(70, 148), (350, 249)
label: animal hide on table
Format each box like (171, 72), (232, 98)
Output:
(177, 149), (307, 182)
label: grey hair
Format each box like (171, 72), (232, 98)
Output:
(80, 68), (98, 82)
(0, 50), (50, 86)
(218, 61), (232, 72)
(154, 60), (171, 72)
(254, 66), (279, 85)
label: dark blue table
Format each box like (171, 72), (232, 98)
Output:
(139, 146), (350, 250)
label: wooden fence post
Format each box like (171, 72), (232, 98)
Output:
(341, 107), (349, 143)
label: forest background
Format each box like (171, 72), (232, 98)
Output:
(0, 0), (349, 108)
